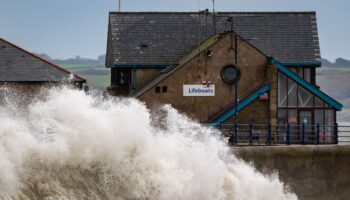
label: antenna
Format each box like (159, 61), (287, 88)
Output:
(118, 0), (121, 12)
(197, 0), (202, 77)
(212, 0), (216, 34)
(212, 0), (215, 13)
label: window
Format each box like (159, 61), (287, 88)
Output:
(111, 68), (129, 86)
(298, 86), (313, 107)
(278, 73), (288, 107)
(278, 109), (288, 125)
(315, 96), (324, 107)
(221, 65), (241, 84)
(304, 68), (311, 83)
(288, 109), (297, 125)
(314, 110), (325, 125)
(162, 86), (168, 93)
(325, 110), (335, 143)
(277, 71), (334, 128)
(288, 79), (297, 107)
(296, 68), (313, 84)
(155, 86), (160, 93)
(278, 71), (323, 108)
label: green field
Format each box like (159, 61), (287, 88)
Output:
(318, 66), (350, 72)
(59, 64), (110, 89)
(82, 75), (110, 88)
(59, 64), (93, 70)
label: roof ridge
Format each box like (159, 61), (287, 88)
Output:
(109, 11), (316, 14)
(0, 38), (86, 82)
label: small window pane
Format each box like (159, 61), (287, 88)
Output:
(325, 110), (335, 143)
(315, 109), (324, 125)
(288, 79), (297, 107)
(278, 109), (288, 143)
(288, 109), (297, 125)
(162, 86), (168, 93)
(304, 68), (311, 83)
(325, 110), (334, 126)
(315, 96), (324, 107)
(278, 109), (288, 125)
(278, 73), (288, 107)
(298, 68), (303, 78)
(155, 86), (160, 93)
(298, 86), (313, 107)
(288, 110), (298, 143)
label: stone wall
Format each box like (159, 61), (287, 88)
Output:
(233, 145), (350, 200)
(221, 98), (270, 125)
(136, 68), (162, 87)
(140, 33), (269, 123)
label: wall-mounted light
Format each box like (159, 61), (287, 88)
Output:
(206, 50), (213, 57)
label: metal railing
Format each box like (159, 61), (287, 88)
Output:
(216, 123), (350, 146)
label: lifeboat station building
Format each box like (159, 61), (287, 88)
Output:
(106, 12), (342, 144)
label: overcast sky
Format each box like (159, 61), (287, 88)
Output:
(0, 0), (349, 61)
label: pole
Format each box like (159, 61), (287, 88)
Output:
(316, 123), (320, 145)
(249, 123), (253, 145)
(234, 34), (238, 124)
(118, 0), (121, 12)
(335, 123), (339, 144)
(268, 123), (272, 145)
(287, 123), (290, 145)
(302, 123), (305, 145)
(212, 0), (216, 34)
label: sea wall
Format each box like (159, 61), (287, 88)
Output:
(233, 145), (350, 200)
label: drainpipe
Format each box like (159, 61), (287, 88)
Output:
(235, 34), (239, 123)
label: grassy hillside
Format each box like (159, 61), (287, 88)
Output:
(59, 64), (110, 89)
(317, 66), (350, 122)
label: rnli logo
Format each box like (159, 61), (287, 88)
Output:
(183, 85), (215, 96)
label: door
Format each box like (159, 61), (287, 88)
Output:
(299, 110), (313, 143)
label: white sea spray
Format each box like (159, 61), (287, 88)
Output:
(0, 86), (297, 200)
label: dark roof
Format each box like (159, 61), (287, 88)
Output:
(0, 38), (86, 82)
(106, 11), (321, 67)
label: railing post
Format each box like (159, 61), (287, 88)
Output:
(316, 123), (320, 145)
(302, 123), (305, 145)
(287, 123), (290, 145)
(234, 122), (238, 145)
(335, 123), (339, 144)
(268, 123), (272, 145)
(249, 123), (253, 145)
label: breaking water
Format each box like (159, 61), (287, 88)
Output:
(0, 87), (297, 200)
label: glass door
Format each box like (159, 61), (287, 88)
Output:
(299, 110), (313, 143)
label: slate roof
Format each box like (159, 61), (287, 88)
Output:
(0, 38), (86, 82)
(106, 12), (321, 67)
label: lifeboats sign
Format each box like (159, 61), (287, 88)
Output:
(183, 85), (215, 96)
